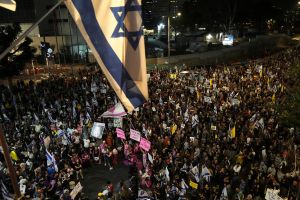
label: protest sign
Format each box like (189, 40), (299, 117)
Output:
(91, 82), (98, 93)
(20, 184), (26, 195)
(211, 125), (217, 131)
(170, 73), (177, 79)
(130, 129), (141, 142)
(100, 88), (107, 94)
(91, 122), (105, 139)
(70, 182), (83, 200)
(265, 189), (284, 200)
(204, 96), (212, 103)
(139, 137), (151, 151)
(116, 128), (126, 140)
(113, 118), (123, 128)
(231, 98), (240, 105)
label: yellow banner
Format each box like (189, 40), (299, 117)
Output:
(189, 180), (198, 189)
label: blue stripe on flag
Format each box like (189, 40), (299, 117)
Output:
(46, 151), (52, 162)
(1, 180), (14, 200)
(71, 0), (146, 108)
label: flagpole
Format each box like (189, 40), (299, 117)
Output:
(0, 126), (21, 198)
(0, 0), (64, 61)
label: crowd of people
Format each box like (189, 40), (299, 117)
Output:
(0, 46), (300, 200)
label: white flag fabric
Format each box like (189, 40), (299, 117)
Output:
(0, 0), (16, 11)
(100, 102), (127, 118)
(265, 188), (283, 200)
(165, 166), (170, 182)
(65, 0), (148, 112)
(220, 186), (228, 200)
(201, 166), (211, 182)
(255, 118), (264, 129)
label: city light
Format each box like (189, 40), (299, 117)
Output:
(206, 33), (213, 40)
(157, 23), (165, 32)
(177, 12), (181, 16)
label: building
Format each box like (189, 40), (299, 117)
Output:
(0, 0), (185, 62)
(33, 0), (88, 63)
(142, 0), (184, 29)
(0, 0), (89, 64)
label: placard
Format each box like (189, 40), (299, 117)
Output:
(70, 182), (83, 200)
(139, 137), (151, 151)
(265, 189), (284, 200)
(91, 122), (105, 139)
(130, 129), (141, 142)
(116, 128), (126, 140)
(231, 98), (240, 105)
(204, 96), (212, 103)
(113, 118), (123, 128)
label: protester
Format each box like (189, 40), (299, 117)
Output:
(0, 46), (300, 200)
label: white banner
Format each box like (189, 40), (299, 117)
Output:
(70, 182), (83, 200)
(130, 129), (141, 142)
(91, 122), (105, 139)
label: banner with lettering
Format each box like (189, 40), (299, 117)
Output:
(116, 128), (126, 140)
(139, 137), (151, 151)
(130, 129), (141, 142)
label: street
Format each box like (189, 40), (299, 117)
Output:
(81, 161), (130, 199)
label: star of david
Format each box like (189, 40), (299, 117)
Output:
(111, 0), (143, 50)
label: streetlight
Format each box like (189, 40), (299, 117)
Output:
(167, 12), (182, 64)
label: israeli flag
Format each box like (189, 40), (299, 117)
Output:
(201, 166), (211, 182)
(46, 149), (58, 172)
(0, 0), (16, 12)
(0, 180), (14, 200)
(65, 0), (148, 112)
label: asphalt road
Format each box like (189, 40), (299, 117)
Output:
(81, 161), (130, 199)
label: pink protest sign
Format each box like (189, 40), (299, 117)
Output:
(139, 137), (151, 152)
(130, 129), (141, 142)
(116, 128), (126, 140)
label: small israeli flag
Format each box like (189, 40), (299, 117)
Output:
(46, 149), (58, 172)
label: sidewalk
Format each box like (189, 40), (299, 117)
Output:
(0, 64), (92, 86)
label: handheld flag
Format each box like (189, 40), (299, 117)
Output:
(165, 166), (170, 182)
(230, 126), (236, 138)
(220, 186), (228, 200)
(0, 0), (16, 11)
(189, 180), (198, 189)
(1, 180), (14, 200)
(100, 102), (127, 118)
(201, 166), (211, 182)
(46, 149), (58, 172)
(65, 0), (148, 112)
(272, 93), (275, 104)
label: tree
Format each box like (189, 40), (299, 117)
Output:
(0, 23), (36, 79)
(277, 61), (300, 129)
